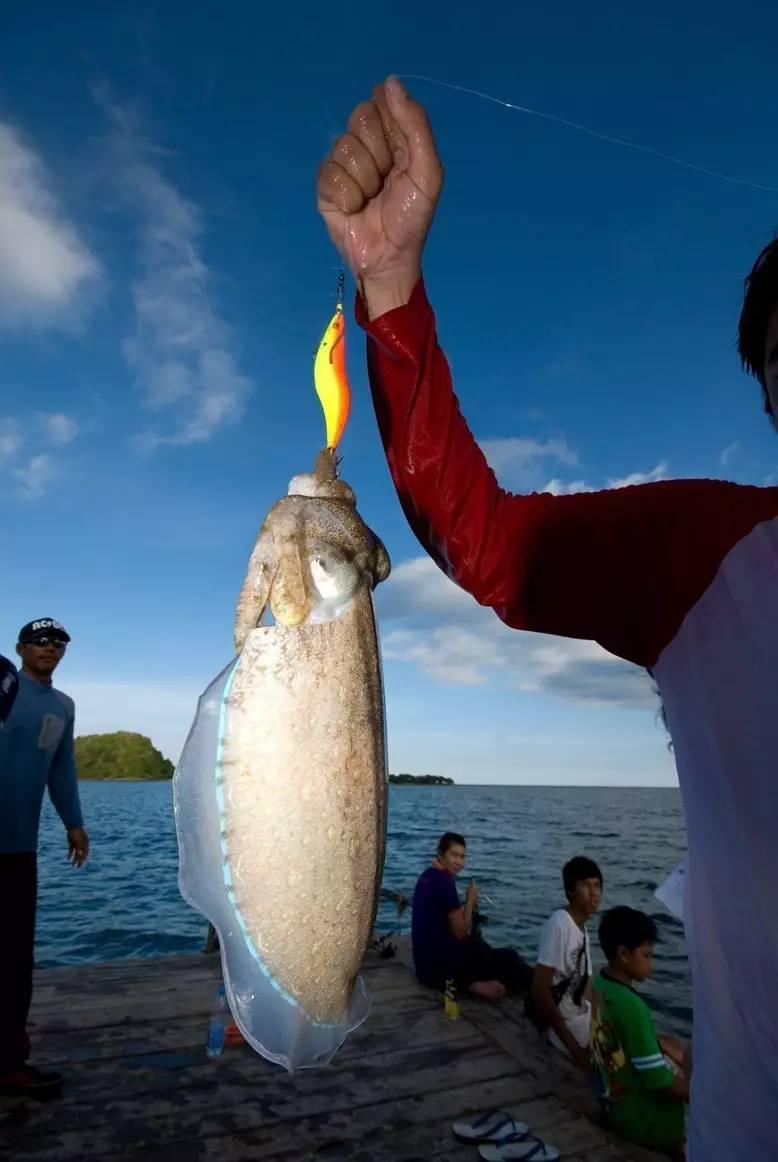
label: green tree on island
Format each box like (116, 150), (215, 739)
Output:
(388, 773), (454, 785)
(75, 732), (174, 781)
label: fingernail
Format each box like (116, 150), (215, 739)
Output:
(387, 75), (406, 101)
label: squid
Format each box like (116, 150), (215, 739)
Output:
(173, 285), (390, 1071)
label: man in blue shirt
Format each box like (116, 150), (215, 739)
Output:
(0, 618), (89, 1100)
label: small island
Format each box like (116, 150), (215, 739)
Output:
(75, 732), (174, 781)
(388, 773), (455, 786)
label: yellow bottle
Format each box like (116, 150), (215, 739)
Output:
(444, 978), (460, 1021)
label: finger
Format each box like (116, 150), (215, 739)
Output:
(331, 132), (382, 199)
(317, 159), (366, 215)
(347, 101), (392, 177)
(384, 76), (443, 195)
(370, 81), (409, 172)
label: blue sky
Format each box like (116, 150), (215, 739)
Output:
(2, 1), (777, 784)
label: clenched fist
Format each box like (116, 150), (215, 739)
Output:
(317, 76), (443, 320)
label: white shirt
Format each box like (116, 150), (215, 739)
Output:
(536, 908), (592, 1050)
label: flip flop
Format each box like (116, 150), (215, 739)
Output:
(478, 1134), (560, 1161)
(452, 1110), (528, 1144)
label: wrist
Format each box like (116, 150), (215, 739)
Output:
(360, 266), (421, 321)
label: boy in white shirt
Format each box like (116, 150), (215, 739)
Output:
(527, 856), (603, 1070)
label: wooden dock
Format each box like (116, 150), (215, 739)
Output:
(1, 945), (668, 1161)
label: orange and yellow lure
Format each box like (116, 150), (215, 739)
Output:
(314, 272), (351, 450)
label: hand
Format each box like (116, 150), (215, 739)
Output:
(465, 881), (479, 904)
(67, 826), (90, 868)
(317, 76), (444, 319)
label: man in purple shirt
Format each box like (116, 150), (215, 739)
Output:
(412, 832), (531, 999)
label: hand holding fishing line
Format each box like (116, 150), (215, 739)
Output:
(317, 77), (443, 321)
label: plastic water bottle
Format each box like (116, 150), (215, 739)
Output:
(205, 984), (229, 1058)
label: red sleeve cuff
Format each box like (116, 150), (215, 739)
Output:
(354, 278), (435, 363)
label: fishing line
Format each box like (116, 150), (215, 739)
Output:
(400, 74), (778, 196)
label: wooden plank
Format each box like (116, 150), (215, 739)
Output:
(7, 951), (667, 1162)
(33, 994), (438, 1067)
(29, 962), (422, 1035)
(8, 1047), (522, 1159)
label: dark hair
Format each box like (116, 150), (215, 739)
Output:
(599, 906), (658, 961)
(651, 683), (673, 752)
(563, 856), (602, 898)
(438, 832), (466, 854)
(738, 236), (778, 420)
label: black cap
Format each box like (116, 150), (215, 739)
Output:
(18, 618), (71, 645)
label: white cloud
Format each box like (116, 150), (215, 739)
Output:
(378, 556), (479, 620)
(543, 460), (669, 495)
(720, 442), (741, 468)
(0, 122), (99, 325)
(543, 477), (595, 496)
(0, 413), (80, 498)
(378, 555), (656, 709)
(382, 625), (508, 685)
(478, 430), (667, 499)
(13, 453), (56, 499)
(102, 101), (252, 449)
(39, 412), (78, 445)
(67, 676), (200, 766)
(608, 461), (668, 490)
(0, 418), (23, 462)
(479, 437), (578, 487)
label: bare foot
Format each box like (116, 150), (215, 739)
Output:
(468, 980), (507, 1001)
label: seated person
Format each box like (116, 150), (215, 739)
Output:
(591, 906), (688, 1158)
(411, 832), (531, 1000)
(528, 856), (602, 1069)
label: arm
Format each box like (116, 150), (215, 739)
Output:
(533, 915), (590, 1068)
(360, 282), (778, 667)
(317, 78), (778, 669)
(448, 882), (478, 940)
(531, 964), (588, 1062)
(623, 998), (687, 1101)
(448, 907), (468, 941)
(47, 713), (82, 829)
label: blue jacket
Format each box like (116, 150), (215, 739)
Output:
(0, 672), (84, 853)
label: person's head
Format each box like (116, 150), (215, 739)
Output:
(436, 831), (466, 874)
(563, 855), (603, 917)
(16, 618), (71, 683)
(598, 906), (658, 983)
(738, 237), (778, 424)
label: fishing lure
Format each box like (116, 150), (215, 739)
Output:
(314, 270), (351, 450)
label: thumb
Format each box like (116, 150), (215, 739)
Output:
(384, 76), (442, 193)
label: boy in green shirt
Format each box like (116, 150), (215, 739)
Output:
(591, 906), (688, 1156)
